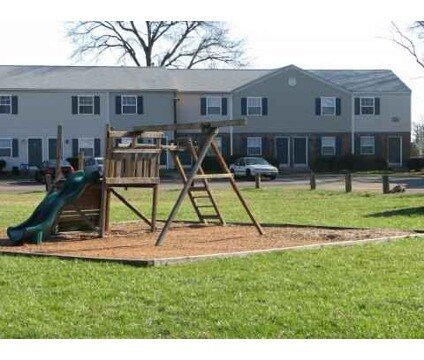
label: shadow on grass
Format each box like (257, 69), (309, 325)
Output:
(367, 207), (424, 218)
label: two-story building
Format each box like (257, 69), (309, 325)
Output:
(0, 64), (411, 170)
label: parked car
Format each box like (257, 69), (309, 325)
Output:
(407, 157), (424, 171)
(84, 157), (104, 177)
(34, 160), (75, 183)
(229, 157), (279, 180)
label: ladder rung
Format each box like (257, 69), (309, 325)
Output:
(189, 186), (208, 192)
(200, 215), (220, 220)
(191, 195), (210, 199)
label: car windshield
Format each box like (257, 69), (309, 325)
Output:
(245, 158), (269, 165)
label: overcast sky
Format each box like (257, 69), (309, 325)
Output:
(0, 18), (422, 123)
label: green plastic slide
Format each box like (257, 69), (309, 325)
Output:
(7, 170), (97, 245)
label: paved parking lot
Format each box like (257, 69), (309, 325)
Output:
(1, 173), (424, 194)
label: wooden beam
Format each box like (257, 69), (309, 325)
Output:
(112, 148), (161, 155)
(193, 173), (234, 180)
(110, 188), (152, 227)
(108, 130), (164, 138)
(133, 118), (247, 133)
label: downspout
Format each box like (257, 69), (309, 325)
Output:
(351, 93), (355, 154)
(229, 94), (234, 156)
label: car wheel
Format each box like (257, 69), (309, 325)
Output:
(246, 169), (253, 180)
(269, 175), (277, 180)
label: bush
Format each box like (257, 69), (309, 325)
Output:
(406, 157), (424, 171)
(0, 159), (6, 172)
(311, 154), (388, 172)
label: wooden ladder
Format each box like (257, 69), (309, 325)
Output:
(172, 138), (225, 225)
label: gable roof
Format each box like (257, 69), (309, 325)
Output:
(309, 69), (411, 93)
(0, 65), (411, 94)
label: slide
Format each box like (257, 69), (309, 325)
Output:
(7, 170), (98, 245)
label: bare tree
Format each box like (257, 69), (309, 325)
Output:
(66, 21), (246, 68)
(391, 21), (424, 70)
(413, 116), (424, 155)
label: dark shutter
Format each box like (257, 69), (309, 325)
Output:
(72, 96), (78, 114)
(242, 137), (247, 156)
(355, 135), (360, 155)
(262, 97), (268, 116)
(94, 96), (100, 115)
(221, 97), (227, 116)
(316, 136), (322, 156)
(336, 98), (341, 116)
(241, 97), (247, 116)
(374, 135), (381, 156)
(72, 139), (79, 157)
(94, 138), (101, 157)
(137, 96), (144, 114)
(315, 98), (321, 115)
(200, 97), (207, 115)
(115, 96), (122, 114)
(221, 136), (229, 157)
(336, 136), (342, 155)
(354, 98), (360, 115)
(12, 139), (19, 157)
(11, 96), (18, 114)
(375, 97), (380, 115)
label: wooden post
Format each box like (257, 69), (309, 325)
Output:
(255, 173), (261, 189)
(55, 125), (63, 182)
(78, 150), (85, 171)
(310, 172), (316, 190)
(345, 172), (352, 193)
(151, 184), (158, 232)
(382, 175), (390, 194)
(45, 174), (52, 192)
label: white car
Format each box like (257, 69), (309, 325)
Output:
(230, 157), (278, 180)
(84, 157), (104, 177)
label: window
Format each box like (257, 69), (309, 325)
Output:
(78, 96), (94, 114)
(321, 136), (336, 156)
(79, 138), (94, 157)
(247, 97), (262, 116)
(0, 95), (11, 114)
(0, 138), (12, 157)
(122, 95), (137, 114)
(207, 97), (221, 115)
(247, 137), (262, 156)
(360, 136), (375, 155)
(360, 97), (375, 115)
(321, 97), (336, 116)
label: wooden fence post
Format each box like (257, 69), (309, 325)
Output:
(382, 175), (390, 194)
(78, 151), (85, 170)
(345, 172), (352, 193)
(255, 173), (261, 189)
(310, 172), (316, 190)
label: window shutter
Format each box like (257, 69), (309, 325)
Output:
(316, 136), (322, 156)
(242, 137), (247, 156)
(336, 136), (342, 155)
(12, 139), (19, 157)
(115, 96), (122, 114)
(72, 96), (78, 114)
(72, 139), (79, 157)
(221, 137), (229, 157)
(200, 97), (207, 115)
(374, 135), (381, 156)
(94, 96), (100, 115)
(11, 96), (18, 115)
(241, 97), (247, 116)
(354, 98), (360, 115)
(137, 96), (144, 114)
(262, 97), (268, 116)
(221, 97), (227, 116)
(336, 98), (341, 116)
(94, 138), (101, 157)
(315, 98), (321, 115)
(375, 97), (380, 115)
(355, 135), (360, 155)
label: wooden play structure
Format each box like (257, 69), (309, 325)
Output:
(48, 119), (263, 246)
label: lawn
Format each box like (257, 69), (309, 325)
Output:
(1, 186), (424, 338)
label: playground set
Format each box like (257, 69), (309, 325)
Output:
(6, 119), (264, 247)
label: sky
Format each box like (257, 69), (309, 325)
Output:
(0, 9), (423, 125)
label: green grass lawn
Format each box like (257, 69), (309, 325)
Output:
(2, 186), (423, 230)
(1, 186), (424, 338)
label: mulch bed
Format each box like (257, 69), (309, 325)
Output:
(0, 222), (413, 265)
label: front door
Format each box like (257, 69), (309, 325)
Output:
(276, 137), (289, 167)
(293, 137), (308, 167)
(28, 138), (43, 167)
(388, 136), (402, 165)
